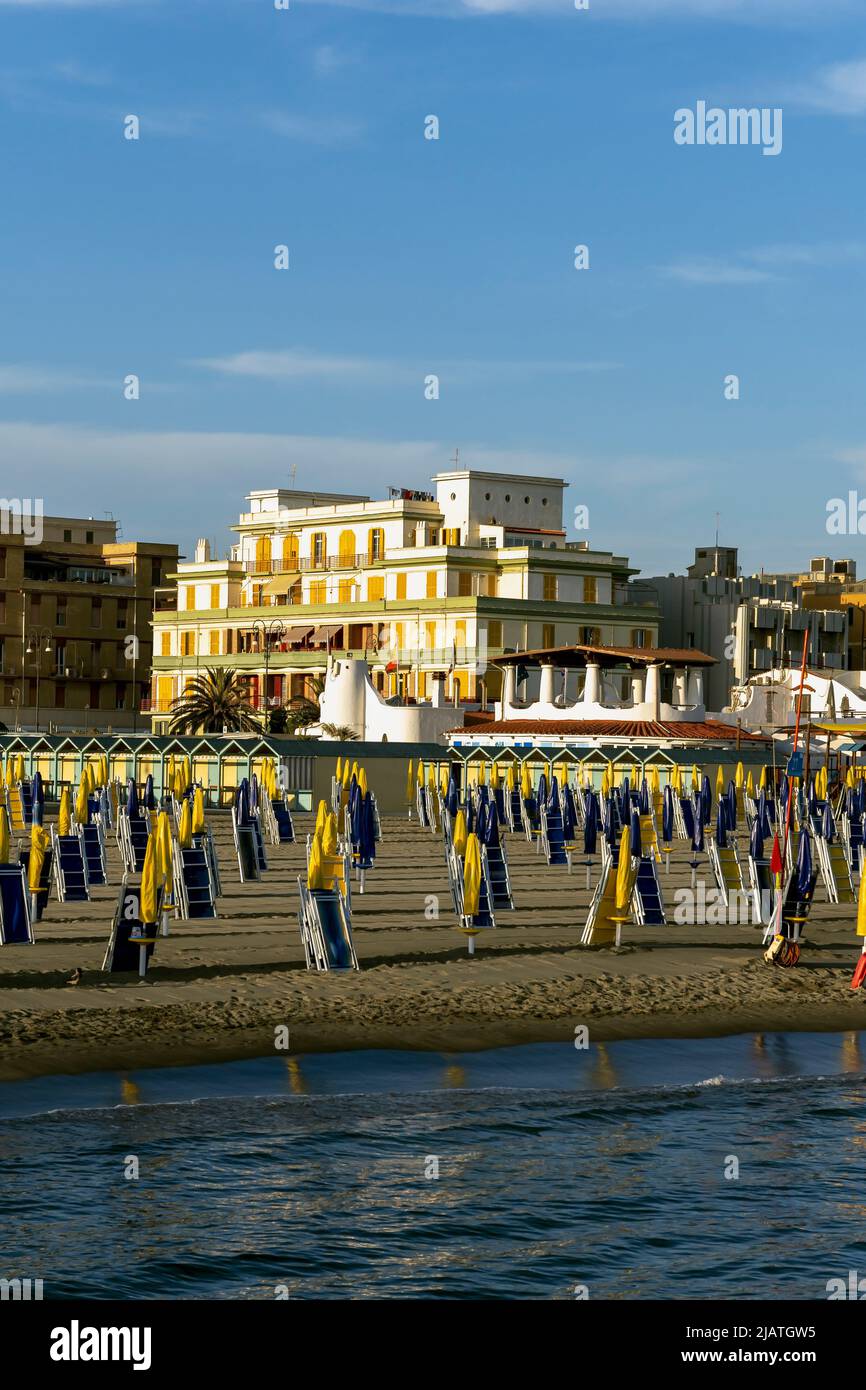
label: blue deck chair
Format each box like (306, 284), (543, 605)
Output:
(51, 827), (90, 902)
(0, 863), (34, 944)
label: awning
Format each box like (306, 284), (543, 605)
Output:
(283, 625), (314, 643)
(261, 572), (300, 596)
(311, 624), (343, 643)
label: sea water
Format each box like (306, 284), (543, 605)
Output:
(1, 1033), (865, 1300)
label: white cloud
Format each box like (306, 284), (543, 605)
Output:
(192, 347), (619, 383)
(312, 45), (357, 78)
(260, 111), (364, 145)
(297, 0), (853, 20)
(794, 59), (866, 115)
(0, 364), (114, 392)
(659, 258), (778, 286)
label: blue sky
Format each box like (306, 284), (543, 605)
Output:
(1, 0), (865, 577)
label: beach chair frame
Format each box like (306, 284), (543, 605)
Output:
(0, 863), (34, 945)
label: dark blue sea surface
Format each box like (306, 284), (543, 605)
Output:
(2, 1033), (866, 1300)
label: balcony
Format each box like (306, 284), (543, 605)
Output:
(242, 553), (382, 575)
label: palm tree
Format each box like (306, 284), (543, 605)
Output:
(283, 674), (326, 734)
(320, 722), (360, 740)
(168, 668), (260, 734)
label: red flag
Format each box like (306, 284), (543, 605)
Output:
(385, 661), (397, 673)
(770, 834), (783, 875)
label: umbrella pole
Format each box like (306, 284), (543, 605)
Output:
(160, 909), (170, 938)
(467, 934), (475, 956)
(138, 944), (147, 979)
(359, 868), (366, 895)
(585, 861), (591, 892)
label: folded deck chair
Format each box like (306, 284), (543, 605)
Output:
(521, 795), (541, 848)
(269, 797), (295, 844)
(483, 837), (514, 910)
(708, 837), (745, 900)
(172, 838), (218, 920)
(815, 834), (855, 904)
(633, 855), (665, 925)
(18, 846), (52, 922)
(297, 878), (359, 971)
(232, 808), (261, 883)
(0, 863), (34, 944)
(581, 851), (639, 946)
(51, 827), (90, 903)
(102, 879), (161, 975)
(540, 802), (569, 866)
(81, 821), (107, 885)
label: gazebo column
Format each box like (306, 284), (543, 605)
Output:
(686, 668), (705, 706)
(583, 662), (601, 705)
(503, 664), (516, 711)
(630, 674), (645, 706)
(539, 662), (556, 706)
(673, 669), (688, 706)
(644, 663), (661, 718)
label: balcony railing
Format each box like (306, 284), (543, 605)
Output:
(242, 553), (382, 575)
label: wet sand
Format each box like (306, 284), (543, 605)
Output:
(1, 812), (865, 1081)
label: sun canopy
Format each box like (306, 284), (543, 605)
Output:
(492, 643), (716, 671)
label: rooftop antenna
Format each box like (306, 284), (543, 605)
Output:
(451, 447), (460, 468)
(289, 463), (297, 489)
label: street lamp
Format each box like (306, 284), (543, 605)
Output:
(24, 627), (53, 733)
(252, 618), (286, 729)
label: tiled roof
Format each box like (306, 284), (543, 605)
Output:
(449, 718), (767, 742)
(492, 644), (716, 669)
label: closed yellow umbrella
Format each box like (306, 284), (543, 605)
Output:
(416, 759), (424, 787)
(715, 765), (725, 797)
(506, 763), (515, 792)
(192, 786), (205, 835)
(477, 761), (486, 787)
(342, 758), (351, 789)
(650, 766), (660, 795)
(606, 759), (615, 787)
(440, 766), (449, 796)
(857, 862), (866, 938)
(520, 765), (532, 800)
(0, 807), (9, 863)
(336, 755), (343, 782)
(140, 832), (158, 925)
(735, 761), (744, 791)
(406, 759), (414, 803)
(427, 763), (436, 789)
(28, 824), (50, 896)
(759, 765), (768, 790)
(463, 833), (481, 916)
(613, 827), (633, 920)
(601, 768), (610, 797)
(58, 788), (72, 837)
(315, 799), (328, 838)
(322, 811), (338, 858)
(691, 764), (699, 792)
(178, 798), (192, 849)
(746, 769), (756, 798)
(351, 760), (359, 783)
(5, 759), (14, 789)
(358, 767), (368, 797)
(157, 810), (174, 901)
(556, 760), (568, 788)
(15, 755), (25, 782)
(491, 762), (501, 790)
(307, 833), (324, 890)
(452, 809), (468, 858)
(819, 766), (828, 799)
(74, 773), (88, 825)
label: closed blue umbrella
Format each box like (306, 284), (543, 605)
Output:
(692, 794), (704, 853)
(662, 785), (674, 845)
(446, 776), (459, 818)
(638, 779), (650, 815)
(605, 795), (617, 847)
(250, 773), (259, 812)
(236, 779), (250, 826)
(126, 778), (139, 816)
(144, 774), (156, 810)
(583, 792), (598, 855)
(537, 772), (548, 807)
(858, 779), (866, 819)
(621, 776), (630, 805)
(630, 808), (642, 858)
(716, 800), (727, 849)
(31, 771), (43, 827)
(562, 785), (577, 842)
(358, 792), (376, 870)
(483, 800), (500, 847)
(796, 825), (812, 897)
(547, 776), (560, 814)
(478, 782), (489, 805)
(700, 774), (711, 823)
(822, 799), (835, 843)
(758, 787), (771, 838)
(726, 780), (737, 830)
(780, 776), (789, 812)
(808, 776), (818, 816)
(749, 816), (764, 862)
(475, 799), (488, 843)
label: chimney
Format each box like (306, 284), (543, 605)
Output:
(195, 538), (212, 563)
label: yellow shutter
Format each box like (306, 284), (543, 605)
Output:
(255, 536), (272, 572)
(338, 530), (356, 563)
(543, 574), (557, 601)
(338, 579), (353, 603)
(209, 631), (220, 655)
(157, 677), (173, 708)
(210, 584), (220, 608)
(282, 534), (298, 566)
(488, 620), (502, 648)
(425, 620), (436, 648)
(367, 577), (385, 602)
(396, 573), (407, 600)
(185, 586), (196, 610)
(160, 632), (171, 656)
(458, 572), (472, 597)
(584, 576), (597, 603)
(542, 624), (555, 648)
(426, 571), (437, 598)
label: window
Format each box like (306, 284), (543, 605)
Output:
(282, 534), (299, 568)
(210, 584), (220, 609)
(209, 631), (221, 655)
(311, 533), (326, 568)
(583, 576), (597, 603)
(368, 528), (384, 562)
(63, 528), (72, 543)
(0, 597), (5, 623)
(115, 684), (127, 710)
(91, 598), (103, 628)
(85, 530), (94, 545)
(339, 530), (357, 564)
(487, 620), (502, 648)
(181, 631), (195, 656)
(367, 577), (385, 602)
(543, 574), (558, 602)
(395, 573), (407, 600)
(542, 624), (555, 648)
(88, 680), (101, 708)
(0, 548), (5, 578)
(425, 621), (436, 649)
(580, 626), (601, 645)
(309, 580), (327, 605)
(338, 579), (353, 603)
(55, 684), (66, 708)
(255, 536), (272, 572)
(184, 586), (195, 611)
(117, 600), (128, 630)
(458, 571), (472, 597)
(161, 632), (171, 656)
(151, 560), (162, 587)
(56, 596), (67, 627)
(630, 629), (647, 648)
(426, 571), (438, 598)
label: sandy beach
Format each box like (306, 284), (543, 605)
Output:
(1, 811), (865, 1082)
